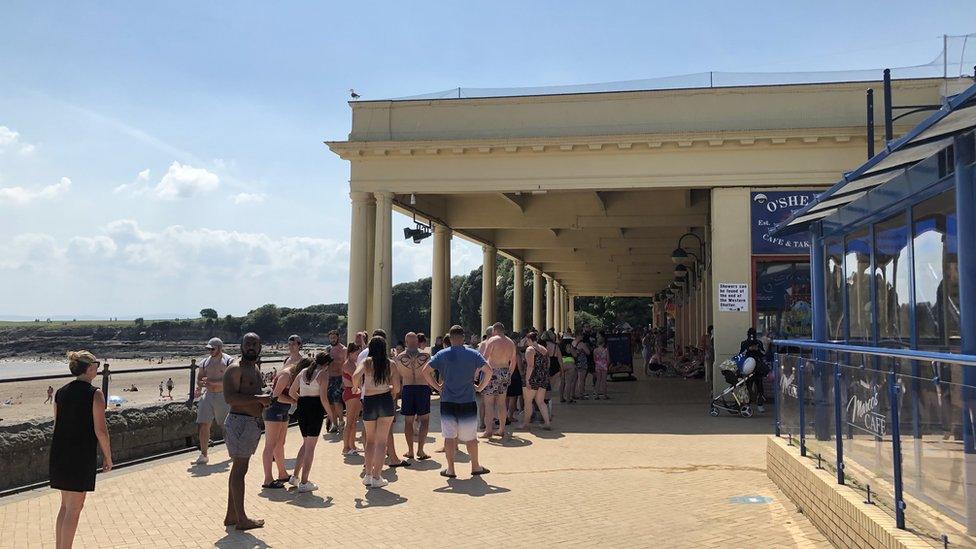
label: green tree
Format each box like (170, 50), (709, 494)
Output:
(199, 308), (218, 320)
(134, 317), (145, 327)
(391, 277), (432, 342)
(242, 304), (281, 338)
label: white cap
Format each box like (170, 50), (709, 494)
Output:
(206, 337), (224, 349)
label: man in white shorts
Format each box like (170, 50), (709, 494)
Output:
(429, 325), (492, 478)
(194, 337), (233, 465)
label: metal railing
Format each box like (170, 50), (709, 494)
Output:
(773, 339), (976, 542)
(0, 356), (289, 497)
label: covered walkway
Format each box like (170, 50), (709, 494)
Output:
(0, 374), (827, 548)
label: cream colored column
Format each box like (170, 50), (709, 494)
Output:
(372, 191), (393, 338)
(710, 188), (752, 395)
(481, 245), (497, 334)
(568, 293), (576, 332)
(544, 274), (554, 330)
(443, 228), (452, 331)
(532, 268), (543, 330)
(431, 224), (449, 340)
(512, 259), (525, 333)
(346, 192), (372, 338)
(364, 194), (377, 331)
(560, 285), (567, 333)
(552, 282), (560, 333)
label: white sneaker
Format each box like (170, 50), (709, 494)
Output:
(194, 453), (208, 465)
(288, 475), (299, 487)
(362, 475), (372, 486)
(297, 481), (318, 493)
(369, 476), (388, 488)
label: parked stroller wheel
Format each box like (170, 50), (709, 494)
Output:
(739, 405), (753, 418)
(708, 406), (719, 417)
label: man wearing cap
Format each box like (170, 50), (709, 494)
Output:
(194, 337), (234, 465)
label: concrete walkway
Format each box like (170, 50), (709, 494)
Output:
(0, 371), (830, 548)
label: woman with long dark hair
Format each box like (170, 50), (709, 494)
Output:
(352, 336), (401, 488)
(287, 355), (328, 493)
(520, 332), (552, 430)
(51, 350), (113, 549)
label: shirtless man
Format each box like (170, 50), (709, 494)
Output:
(194, 337), (234, 465)
(222, 332), (271, 531)
(479, 322), (518, 439)
(394, 332), (439, 459)
(325, 330), (348, 434)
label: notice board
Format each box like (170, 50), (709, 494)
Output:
(718, 283), (749, 312)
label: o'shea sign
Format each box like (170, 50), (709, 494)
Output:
(751, 191), (820, 254)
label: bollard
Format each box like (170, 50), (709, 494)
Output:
(864, 484), (874, 505)
(100, 363), (110, 409)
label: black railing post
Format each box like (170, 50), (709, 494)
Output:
(773, 354), (781, 437)
(100, 363), (110, 408)
(883, 68), (893, 143)
(798, 359), (807, 457)
(834, 362), (845, 484)
(889, 370), (906, 529)
(188, 359), (198, 405)
(867, 89), (876, 159)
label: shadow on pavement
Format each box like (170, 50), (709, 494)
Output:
(432, 476), (510, 497)
(405, 458), (442, 471)
(215, 530), (270, 549)
(354, 489), (408, 508)
(486, 435), (533, 447)
(187, 459), (231, 477)
(287, 494), (333, 509)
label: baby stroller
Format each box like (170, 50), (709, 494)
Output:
(709, 353), (757, 418)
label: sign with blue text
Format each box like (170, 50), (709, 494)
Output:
(751, 191), (819, 254)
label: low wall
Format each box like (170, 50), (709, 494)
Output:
(766, 436), (931, 549)
(0, 401), (222, 492)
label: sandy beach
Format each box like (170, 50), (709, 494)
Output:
(0, 350), (321, 425)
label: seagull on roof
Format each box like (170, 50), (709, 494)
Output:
(349, 89), (360, 99)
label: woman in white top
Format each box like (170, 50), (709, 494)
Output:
(287, 353), (330, 493)
(352, 336), (401, 488)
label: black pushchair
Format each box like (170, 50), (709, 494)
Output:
(709, 354), (757, 418)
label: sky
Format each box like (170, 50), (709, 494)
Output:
(0, 1), (973, 319)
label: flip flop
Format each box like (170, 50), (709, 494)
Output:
(439, 470), (456, 478)
(472, 467), (491, 476)
(417, 453), (431, 460)
(388, 460), (410, 468)
(261, 480), (285, 489)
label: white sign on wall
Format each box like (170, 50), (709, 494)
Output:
(718, 283), (749, 312)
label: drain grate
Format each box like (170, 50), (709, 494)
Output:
(728, 495), (773, 504)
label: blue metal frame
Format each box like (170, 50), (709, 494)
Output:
(776, 82), (976, 233)
(954, 131), (976, 530)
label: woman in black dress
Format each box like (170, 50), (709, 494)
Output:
(51, 350), (113, 549)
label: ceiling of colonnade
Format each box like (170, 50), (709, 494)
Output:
(394, 188), (708, 296)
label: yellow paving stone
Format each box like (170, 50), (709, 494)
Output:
(0, 375), (829, 548)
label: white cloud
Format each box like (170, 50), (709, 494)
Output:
(137, 169), (151, 181)
(153, 161), (219, 200)
(233, 192), (266, 205)
(0, 177), (71, 206)
(0, 233), (63, 269)
(0, 125), (37, 155)
(113, 169), (152, 195)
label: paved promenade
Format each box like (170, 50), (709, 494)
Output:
(0, 373), (829, 548)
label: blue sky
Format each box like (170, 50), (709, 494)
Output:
(1, 1), (973, 318)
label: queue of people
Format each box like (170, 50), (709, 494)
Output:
(46, 321), (614, 544)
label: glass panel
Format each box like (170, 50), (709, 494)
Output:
(755, 261), (811, 340)
(838, 360), (898, 520)
(845, 228), (873, 343)
(913, 191), (960, 351)
(874, 212), (912, 348)
(825, 239), (846, 341)
(802, 358), (837, 467)
(778, 354), (800, 440)
(897, 360), (969, 538)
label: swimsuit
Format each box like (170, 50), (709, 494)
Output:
(341, 371), (356, 403)
(326, 375), (343, 405)
(483, 365), (512, 396)
(528, 350), (549, 390)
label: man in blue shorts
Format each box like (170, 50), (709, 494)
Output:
(429, 325), (493, 478)
(394, 332), (439, 460)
